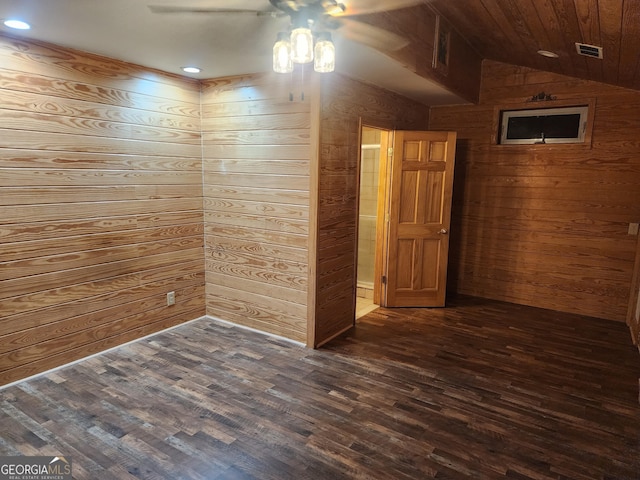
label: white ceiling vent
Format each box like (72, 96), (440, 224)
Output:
(575, 43), (603, 59)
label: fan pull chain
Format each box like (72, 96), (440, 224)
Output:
(289, 68), (294, 101)
(286, 65), (309, 102)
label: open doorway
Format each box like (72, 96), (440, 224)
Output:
(355, 127), (457, 318)
(356, 126), (388, 319)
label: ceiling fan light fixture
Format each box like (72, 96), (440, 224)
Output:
(314, 32), (335, 73)
(273, 32), (293, 73)
(290, 23), (314, 64)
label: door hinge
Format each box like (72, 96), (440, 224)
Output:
(381, 275), (387, 285)
(387, 147), (393, 157)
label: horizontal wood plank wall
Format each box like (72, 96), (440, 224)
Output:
(0, 35), (205, 386)
(429, 60), (640, 321)
(314, 74), (429, 346)
(200, 74), (311, 343)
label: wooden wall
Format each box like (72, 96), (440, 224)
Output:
(0, 31), (436, 378)
(199, 71), (433, 347)
(361, 4), (482, 103)
(313, 74), (429, 346)
(200, 73), (313, 344)
(0, 35), (205, 386)
(429, 60), (640, 322)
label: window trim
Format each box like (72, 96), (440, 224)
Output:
(491, 99), (595, 148)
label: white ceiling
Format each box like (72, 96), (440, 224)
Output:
(0, 0), (466, 106)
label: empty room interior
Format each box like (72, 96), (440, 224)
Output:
(1, 0), (639, 478)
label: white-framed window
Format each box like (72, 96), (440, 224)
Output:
(499, 105), (589, 145)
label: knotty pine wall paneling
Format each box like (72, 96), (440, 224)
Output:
(314, 74), (430, 345)
(201, 73), (313, 343)
(429, 60), (640, 322)
(0, 35), (205, 386)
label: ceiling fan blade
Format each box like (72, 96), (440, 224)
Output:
(148, 5), (279, 16)
(337, 0), (424, 16)
(337, 18), (410, 51)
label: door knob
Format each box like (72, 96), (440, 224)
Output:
(438, 228), (448, 234)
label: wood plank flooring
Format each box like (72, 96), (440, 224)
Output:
(1, 295), (639, 479)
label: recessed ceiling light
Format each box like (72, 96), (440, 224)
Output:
(182, 66), (201, 74)
(3, 19), (31, 30)
(537, 49), (559, 58)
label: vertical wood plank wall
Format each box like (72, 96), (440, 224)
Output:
(313, 75), (429, 345)
(429, 60), (640, 322)
(200, 74), (312, 343)
(0, 35), (205, 386)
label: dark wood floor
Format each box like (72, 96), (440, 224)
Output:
(1, 295), (639, 479)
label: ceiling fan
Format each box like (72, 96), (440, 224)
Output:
(148, 0), (423, 73)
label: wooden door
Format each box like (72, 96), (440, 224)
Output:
(383, 130), (457, 307)
(626, 232), (640, 346)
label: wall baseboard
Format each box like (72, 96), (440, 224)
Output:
(0, 314), (307, 392)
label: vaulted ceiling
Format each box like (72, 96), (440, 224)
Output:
(0, 0), (638, 105)
(430, 0), (640, 92)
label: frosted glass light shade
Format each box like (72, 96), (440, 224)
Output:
(314, 33), (335, 72)
(290, 27), (314, 64)
(273, 32), (293, 73)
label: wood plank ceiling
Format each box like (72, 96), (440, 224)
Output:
(428, 0), (640, 92)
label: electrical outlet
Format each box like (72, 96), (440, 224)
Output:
(166, 291), (175, 306)
(629, 223), (639, 236)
